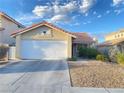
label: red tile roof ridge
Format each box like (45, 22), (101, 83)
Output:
(11, 21), (76, 38)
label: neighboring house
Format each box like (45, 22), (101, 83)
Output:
(0, 12), (24, 45)
(105, 29), (124, 41)
(11, 21), (95, 60)
(98, 29), (124, 56)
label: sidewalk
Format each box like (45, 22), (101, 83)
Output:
(62, 87), (124, 93)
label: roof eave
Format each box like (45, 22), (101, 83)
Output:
(0, 12), (25, 28)
(11, 22), (76, 38)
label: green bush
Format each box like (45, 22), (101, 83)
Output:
(96, 54), (109, 62)
(86, 48), (99, 58)
(78, 45), (87, 57)
(116, 53), (124, 65)
(68, 57), (77, 61)
(78, 46), (99, 59)
(96, 54), (105, 61)
(0, 45), (9, 60)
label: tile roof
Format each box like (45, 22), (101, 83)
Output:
(97, 41), (113, 47)
(0, 11), (25, 28)
(71, 32), (95, 44)
(98, 38), (124, 47)
(11, 21), (76, 38)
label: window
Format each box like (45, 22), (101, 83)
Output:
(121, 33), (123, 36)
(118, 34), (120, 37)
(17, 25), (22, 28)
(43, 31), (46, 34)
(40, 29), (51, 36)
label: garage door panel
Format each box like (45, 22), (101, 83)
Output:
(20, 40), (67, 59)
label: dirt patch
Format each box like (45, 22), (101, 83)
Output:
(69, 61), (124, 88)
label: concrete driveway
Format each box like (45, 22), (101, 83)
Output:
(0, 60), (71, 93)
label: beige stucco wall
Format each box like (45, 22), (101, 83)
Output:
(1, 16), (22, 45)
(105, 30), (124, 41)
(16, 35), (21, 58)
(0, 15), (2, 43)
(16, 26), (73, 58)
(0, 15), (2, 27)
(105, 35), (115, 41)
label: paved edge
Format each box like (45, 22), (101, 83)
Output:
(62, 87), (124, 93)
(67, 61), (73, 87)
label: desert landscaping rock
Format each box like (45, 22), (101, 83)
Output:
(69, 61), (124, 88)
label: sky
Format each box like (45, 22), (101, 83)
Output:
(0, 0), (124, 42)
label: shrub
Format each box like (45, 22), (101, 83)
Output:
(78, 46), (99, 59)
(0, 45), (9, 61)
(96, 54), (109, 62)
(108, 46), (120, 63)
(78, 46), (87, 57)
(116, 53), (124, 65)
(96, 54), (105, 61)
(86, 48), (99, 58)
(68, 57), (77, 61)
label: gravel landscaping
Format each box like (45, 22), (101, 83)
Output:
(69, 61), (124, 88)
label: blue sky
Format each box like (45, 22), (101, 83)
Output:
(0, 0), (124, 42)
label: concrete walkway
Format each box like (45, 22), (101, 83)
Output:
(0, 60), (71, 93)
(0, 60), (123, 93)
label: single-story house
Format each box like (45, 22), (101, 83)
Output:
(11, 21), (95, 60)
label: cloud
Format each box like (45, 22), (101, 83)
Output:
(84, 13), (89, 16)
(114, 9), (121, 15)
(113, 0), (124, 6)
(53, 1), (77, 15)
(32, 5), (52, 17)
(73, 22), (80, 26)
(32, 1), (78, 23)
(32, 1), (77, 17)
(16, 14), (39, 21)
(18, 0), (24, 7)
(93, 11), (97, 15)
(83, 22), (87, 25)
(82, 20), (91, 25)
(15, 13), (41, 25)
(87, 21), (91, 23)
(51, 15), (71, 23)
(106, 10), (110, 14)
(80, 0), (96, 13)
(32, 0), (95, 24)
(97, 15), (102, 18)
(72, 15), (80, 20)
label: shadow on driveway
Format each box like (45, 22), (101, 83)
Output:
(0, 60), (68, 74)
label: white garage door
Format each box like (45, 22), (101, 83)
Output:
(20, 40), (68, 60)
